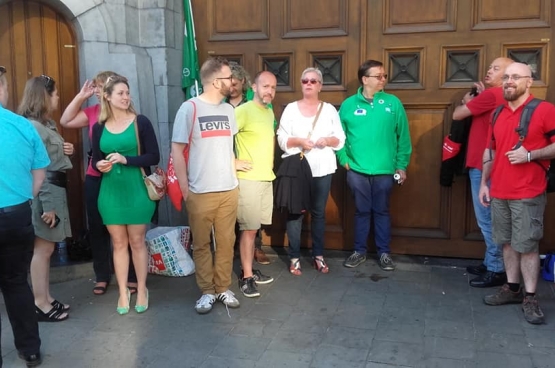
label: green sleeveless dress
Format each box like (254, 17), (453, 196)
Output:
(98, 122), (155, 225)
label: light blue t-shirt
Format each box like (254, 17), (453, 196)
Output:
(0, 105), (50, 207)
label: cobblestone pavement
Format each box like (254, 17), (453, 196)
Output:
(2, 251), (555, 368)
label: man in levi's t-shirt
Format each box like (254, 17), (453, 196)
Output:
(452, 57), (513, 288)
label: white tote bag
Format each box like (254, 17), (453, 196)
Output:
(146, 226), (195, 277)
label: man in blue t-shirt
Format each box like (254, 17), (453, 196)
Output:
(0, 66), (50, 367)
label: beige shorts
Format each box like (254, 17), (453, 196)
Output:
(237, 179), (273, 230)
(491, 193), (546, 253)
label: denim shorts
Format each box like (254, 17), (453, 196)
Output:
(491, 193), (546, 253)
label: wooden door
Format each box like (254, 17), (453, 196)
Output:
(368, 0), (553, 257)
(192, 0), (555, 257)
(0, 0), (84, 237)
(192, 0), (360, 251)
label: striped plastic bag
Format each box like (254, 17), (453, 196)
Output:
(146, 226), (194, 277)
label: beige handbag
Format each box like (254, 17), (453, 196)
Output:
(133, 120), (166, 201)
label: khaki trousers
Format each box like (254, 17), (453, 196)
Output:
(185, 187), (238, 294)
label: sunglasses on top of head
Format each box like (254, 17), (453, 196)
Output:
(40, 74), (54, 90)
(106, 75), (128, 84)
(0, 66), (6, 77)
(301, 78), (319, 85)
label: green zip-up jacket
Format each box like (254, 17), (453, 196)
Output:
(336, 87), (412, 175)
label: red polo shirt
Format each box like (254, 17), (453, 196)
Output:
(488, 95), (555, 199)
(466, 87), (505, 170)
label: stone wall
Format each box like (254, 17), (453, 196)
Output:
(16, 0), (188, 225)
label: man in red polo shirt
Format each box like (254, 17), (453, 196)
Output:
(452, 57), (513, 288)
(479, 62), (555, 325)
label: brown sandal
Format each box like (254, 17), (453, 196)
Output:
(290, 259), (302, 276)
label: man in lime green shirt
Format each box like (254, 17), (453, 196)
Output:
(234, 71), (277, 298)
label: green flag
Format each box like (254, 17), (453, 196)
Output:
(182, 0), (201, 99)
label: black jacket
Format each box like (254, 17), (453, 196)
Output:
(274, 153), (313, 215)
(440, 117), (471, 187)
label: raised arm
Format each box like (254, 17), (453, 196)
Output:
(60, 80), (95, 128)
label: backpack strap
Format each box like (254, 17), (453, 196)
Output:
(513, 98), (542, 149)
(488, 105), (505, 160)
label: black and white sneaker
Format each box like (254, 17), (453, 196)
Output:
(216, 290), (240, 308)
(239, 277), (260, 298)
(253, 269), (274, 284)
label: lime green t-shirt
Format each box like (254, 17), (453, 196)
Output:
(234, 101), (276, 181)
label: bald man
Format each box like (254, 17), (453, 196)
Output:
(452, 57), (514, 288)
(234, 71), (277, 298)
(479, 62), (555, 324)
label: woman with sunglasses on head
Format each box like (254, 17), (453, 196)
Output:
(60, 72), (138, 296)
(18, 75), (72, 322)
(276, 67), (345, 275)
(91, 76), (159, 315)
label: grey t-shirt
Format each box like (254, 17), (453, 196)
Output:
(172, 97), (238, 194)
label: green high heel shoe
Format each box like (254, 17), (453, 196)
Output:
(135, 288), (149, 314)
(116, 288), (131, 315)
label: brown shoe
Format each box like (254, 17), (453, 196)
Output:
(254, 248), (270, 265)
(484, 284), (523, 306)
(522, 295), (544, 325)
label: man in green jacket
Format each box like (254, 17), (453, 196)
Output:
(337, 59), (412, 271)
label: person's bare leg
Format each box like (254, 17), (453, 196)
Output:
(127, 224), (148, 306)
(520, 252), (540, 293)
(503, 244), (520, 284)
(240, 230), (257, 278)
(30, 237), (59, 312)
(107, 225), (130, 308)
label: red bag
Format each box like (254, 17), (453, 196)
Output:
(167, 101), (196, 211)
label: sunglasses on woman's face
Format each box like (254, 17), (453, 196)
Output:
(301, 78), (319, 85)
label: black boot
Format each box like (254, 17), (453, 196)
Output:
(469, 271), (507, 288)
(466, 263), (487, 276)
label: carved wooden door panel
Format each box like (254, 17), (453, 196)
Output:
(0, 0), (83, 237)
(369, 0), (554, 256)
(192, 0), (554, 257)
(193, 0), (360, 251)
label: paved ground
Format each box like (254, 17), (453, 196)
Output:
(2, 249), (555, 368)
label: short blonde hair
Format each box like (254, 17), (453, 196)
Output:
(301, 67), (323, 83)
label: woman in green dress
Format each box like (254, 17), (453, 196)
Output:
(91, 75), (159, 315)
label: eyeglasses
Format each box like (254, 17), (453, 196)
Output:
(0, 66), (6, 77)
(40, 74), (54, 90)
(366, 74), (388, 80)
(502, 75), (532, 82)
(301, 78), (320, 85)
(215, 75), (233, 82)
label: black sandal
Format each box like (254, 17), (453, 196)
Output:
(36, 306), (69, 322)
(51, 299), (70, 312)
(93, 282), (108, 296)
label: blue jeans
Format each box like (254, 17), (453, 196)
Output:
(468, 168), (504, 273)
(287, 174), (332, 259)
(347, 171), (393, 256)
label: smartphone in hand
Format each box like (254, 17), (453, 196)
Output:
(40, 211), (61, 228)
